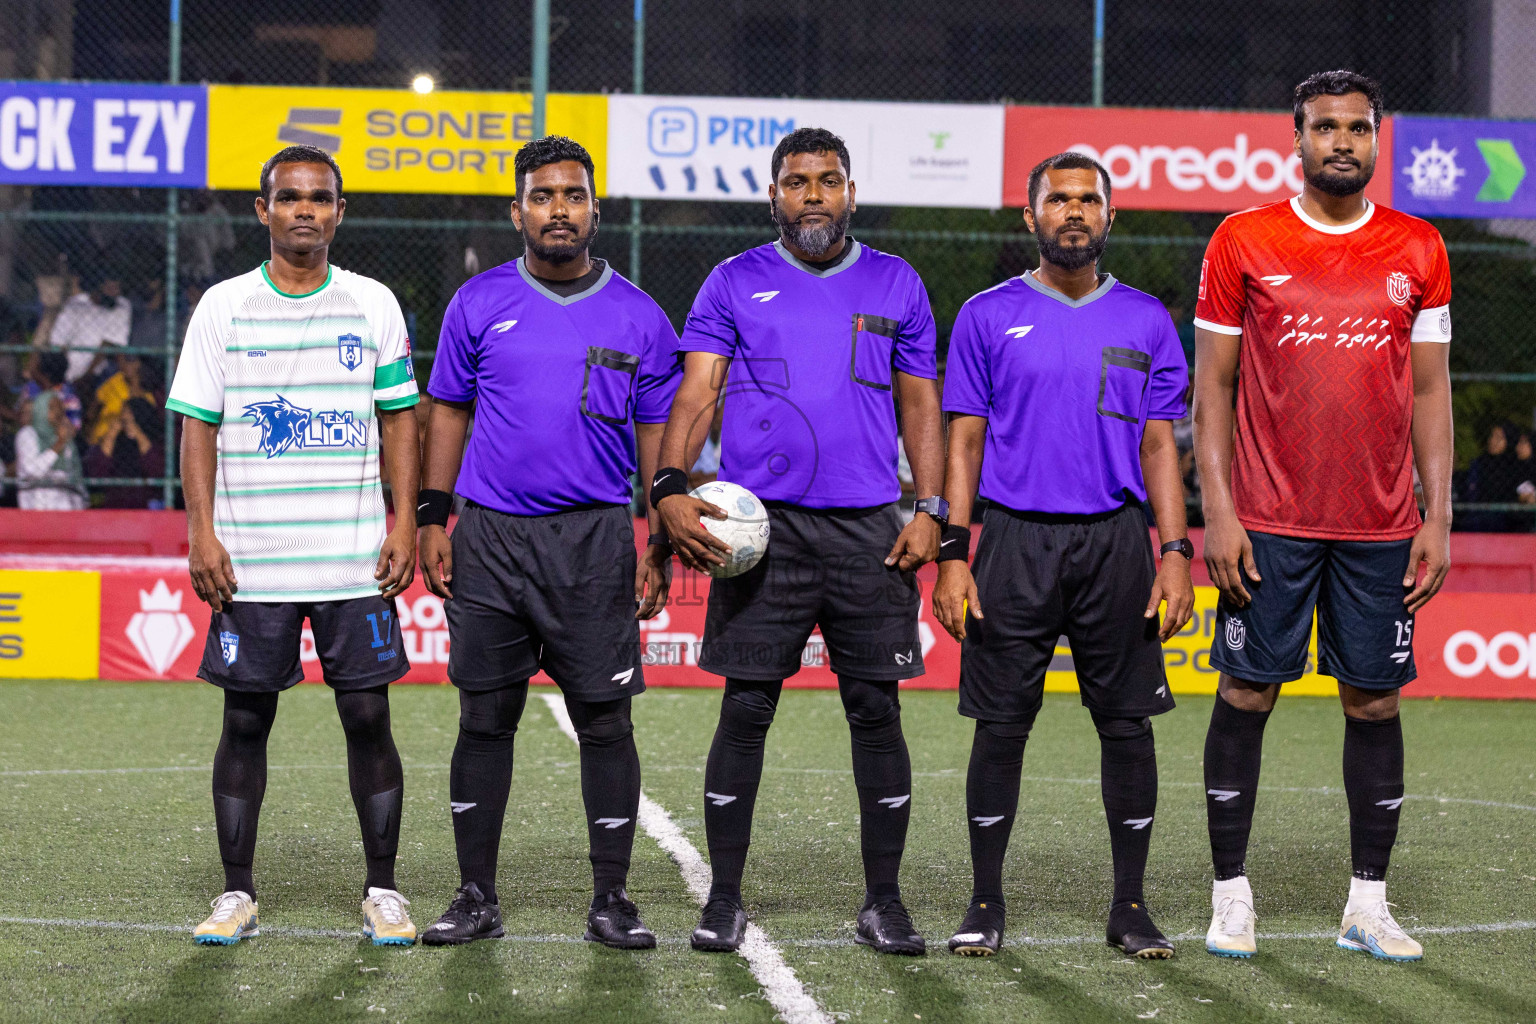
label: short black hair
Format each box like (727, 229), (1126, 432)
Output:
(770, 127), (850, 182)
(35, 350), (68, 387)
(1293, 70), (1384, 130)
(260, 145), (343, 202)
(514, 135), (595, 200)
(1027, 151), (1112, 209)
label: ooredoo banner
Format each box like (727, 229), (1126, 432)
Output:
(1003, 105), (1394, 212)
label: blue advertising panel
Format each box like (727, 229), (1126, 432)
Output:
(0, 82), (207, 188)
(1395, 115), (1536, 219)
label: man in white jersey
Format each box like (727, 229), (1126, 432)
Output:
(167, 146), (422, 946)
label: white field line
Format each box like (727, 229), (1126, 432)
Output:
(539, 693), (831, 1024)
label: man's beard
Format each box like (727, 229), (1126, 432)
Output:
(1035, 220), (1110, 272)
(523, 218), (596, 264)
(771, 198), (851, 259)
(1304, 152), (1375, 197)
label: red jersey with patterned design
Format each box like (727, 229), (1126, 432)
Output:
(1195, 197), (1452, 541)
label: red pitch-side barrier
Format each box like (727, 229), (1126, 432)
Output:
(3, 510), (1535, 699)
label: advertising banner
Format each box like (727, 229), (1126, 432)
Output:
(1003, 106), (1394, 212)
(0, 569), (100, 679)
(1394, 116), (1536, 219)
(607, 95), (1005, 208)
(207, 85), (608, 196)
(0, 81), (206, 188)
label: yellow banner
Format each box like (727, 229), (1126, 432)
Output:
(0, 570), (100, 680)
(1044, 584), (1335, 698)
(207, 86), (608, 196)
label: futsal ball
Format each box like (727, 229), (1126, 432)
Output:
(690, 480), (770, 579)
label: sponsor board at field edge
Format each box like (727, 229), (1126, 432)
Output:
(1003, 106), (1394, 212)
(607, 95), (1005, 208)
(1393, 116), (1536, 219)
(206, 85), (607, 196)
(0, 81), (206, 188)
(0, 569), (100, 679)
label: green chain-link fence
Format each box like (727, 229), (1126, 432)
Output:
(3, 0), (1534, 524)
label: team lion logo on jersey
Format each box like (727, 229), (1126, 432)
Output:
(338, 333), (364, 371)
(244, 395), (369, 458)
(1386, 272), (1413, 307)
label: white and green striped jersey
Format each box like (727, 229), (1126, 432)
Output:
(168, 263), (419, 602)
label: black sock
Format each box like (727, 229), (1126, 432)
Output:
(448, 681), (528, 904)
(1204, 694), (1271, 880)
(703, 678), (783, 900)
(1343, 714), (1404, 881)
(1093, 712), (1158, 907)
(211, 690), (279, 900)
(965, 716), (1036, 905)
(839, 676), (912, 900)
(567, 696), (642, 900)
(335, 686), (405, 894)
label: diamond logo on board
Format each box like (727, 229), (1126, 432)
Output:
(124, 580), (196, 676)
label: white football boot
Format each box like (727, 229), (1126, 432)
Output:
(1205, 876), (1257, 958)
(1337, 879), (1422, 961)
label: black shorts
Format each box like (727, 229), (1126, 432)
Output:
(445, 502), (645, 699)
(698, 502), (923, 681)
(197, 594), (409, 692)
(958, 504), (1173, 722)
(1210, 531), (1416, 690)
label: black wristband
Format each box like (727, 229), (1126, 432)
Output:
(649, 466), (690, 508)
(936, 523), (971, 562)
(416, 489), (452, 528)
(647, 533), (672, 550)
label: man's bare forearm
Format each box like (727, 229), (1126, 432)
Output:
(1141, 420), (1188, 544)
(1193, 330), (1241, 521)
(658, 352), (727, 473)
(181, 418), (220, 540)
(379, 407), (419, 529)
(421, 398), (472, 495)
(636, 421), (665, 536)
(897, 372), (945, 500)
(1411, 344), (1454, 526)
(942, 414), (988, 528)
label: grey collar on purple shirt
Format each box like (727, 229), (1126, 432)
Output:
(772, 238), (864, 278)
(1021, 269), (1118, 308)
(516, 256), (615, 305)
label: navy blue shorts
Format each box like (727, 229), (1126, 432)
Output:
(1210, 531), (1416, 690)
(197, 594), (410, 692)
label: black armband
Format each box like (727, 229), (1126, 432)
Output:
(416, 488), (452, 528)
(648, 466), (690, 507)
(936, 522), (972, 563)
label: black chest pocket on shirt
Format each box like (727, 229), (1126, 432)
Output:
(850, 313), (899, 391)
(582, 346), (639, 425)
(1098, 347), (1151, 424)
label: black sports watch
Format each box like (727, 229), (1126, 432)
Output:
(914, 496), (950, 526)
(1160, 538), (1195, 561)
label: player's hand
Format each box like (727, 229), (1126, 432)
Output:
(419, 525), (454, 599)
(1403, 518), (1450, 613)
(656, 494), (731, 573)
(376, 524), (416, 599)
(886, 513), (940, 571)
(635, 543), (672, 619)
(1148, 553), (1194, 642)
(1204, 511), (1260, 607)
(188, 529), (237, 612)
(933, 560), (981, 642)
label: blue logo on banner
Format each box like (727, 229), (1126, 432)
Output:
(1395, 116), (1535, 219)
(337, 333), (363, 371)
(219, 631), (240, 666)
(243, 395), (369, 458)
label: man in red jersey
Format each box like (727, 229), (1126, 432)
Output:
(1192, 70), (1452, 963)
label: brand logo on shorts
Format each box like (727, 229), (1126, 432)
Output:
(337, 333), (364, 371)
(219, 631), (240, 667)
(612, 668), (635, 686)
(1224, 617), (1247, 651)
(894, 650), (914, 665)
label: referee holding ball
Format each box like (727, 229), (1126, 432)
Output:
(933, 152), (1194, 959)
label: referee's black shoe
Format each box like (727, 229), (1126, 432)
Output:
(857, 896), (926, 956)
(947, 899), (1005, 956)
(585, 889), (657, 950)
(420, 883), (504, 946)
(1107, 900), (1174, 959)
(691, 894), (748, 952)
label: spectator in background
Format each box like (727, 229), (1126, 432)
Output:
(1464, 422), (1527, 532)
(47, 270), (131, 385)
(181, 191), (237, 282)
(15, 383), (87, 510)
(89, 352), (159, 445)
(84, 395), (164, 508)
(129, 276), (169, 355)
(18, 351), (82, 431)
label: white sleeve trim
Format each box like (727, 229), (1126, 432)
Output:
(1193, 316), (1243, 336)
(1411, 303), (1452, 344)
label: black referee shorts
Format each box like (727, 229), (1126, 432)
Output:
(959, 503), (1174, 723)
(697, 502), (923, 682)
(444, 502), (645, 700)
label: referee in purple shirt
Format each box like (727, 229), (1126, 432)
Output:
(933, 152), (1195, 959)
(652, 128), (947, 956)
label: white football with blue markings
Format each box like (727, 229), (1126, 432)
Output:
(690, 480), (770, 579)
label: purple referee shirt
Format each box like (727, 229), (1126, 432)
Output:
(428, 258), (681, 515)
(943, 272), (1188, 514)
(680, 240), (938, 508)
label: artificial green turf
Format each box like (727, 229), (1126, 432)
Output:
(0, 680), (1532, 1024)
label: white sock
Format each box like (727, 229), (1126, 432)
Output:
(1348, 877), (1386, 907)
(1213, 875), (1253, 902)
